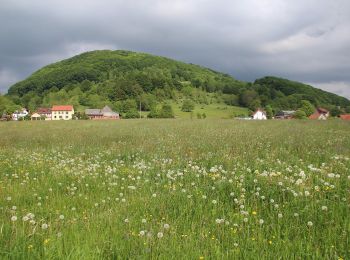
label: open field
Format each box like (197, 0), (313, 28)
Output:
(0, 120), (349, 259)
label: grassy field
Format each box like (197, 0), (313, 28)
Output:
(0, 119), (349, 259)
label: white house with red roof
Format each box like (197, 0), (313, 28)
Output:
(252, 109), (267, 120)
(51, 105), (74, 120)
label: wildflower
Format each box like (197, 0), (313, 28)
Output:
(141, 218), (147, 223)
(139, 230), (145, 236)
(11, 216), (17, 222)
(259, 219), (264, 225)
(321, 206), (328, 211)
(243, 218), (248, 223)
(28, 245), (33, 250)
(41, 223), (49, 230)
(44, 238), (50, 245)
(59, 215), (65, 220)
(164, 224), (170, 230)
(307, 221), (313, 227)
(157, 232), (164, 238)
(124, 218), (129, 223)
(278, 213), (283, 218)
(252, 211), (257, 215)
(233, 242), (239, 247)
(22, 216), (29, 222)
(294, 213), (299, 217)
(212, 200), (217, 204)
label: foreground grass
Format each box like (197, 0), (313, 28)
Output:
(0, 119), (349, 259)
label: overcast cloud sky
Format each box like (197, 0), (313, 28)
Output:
(0, 0), (349, 98)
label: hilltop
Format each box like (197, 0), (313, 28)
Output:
(2, 50), (350, 117)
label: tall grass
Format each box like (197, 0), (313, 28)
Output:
(0, 120), (349, 259)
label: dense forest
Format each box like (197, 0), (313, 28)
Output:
(2, 50), (350, 117)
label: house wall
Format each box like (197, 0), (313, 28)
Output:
(52, 110), (74, 120)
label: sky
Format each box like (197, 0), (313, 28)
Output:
(1, 0), (350, 99)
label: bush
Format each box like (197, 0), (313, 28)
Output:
(181, 99), (195, 112)
(294, 109), (307, 119)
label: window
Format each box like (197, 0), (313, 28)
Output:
(66, 112), (68, 114)
(66, 116), (68, 119)
(54, 116), (57, 119)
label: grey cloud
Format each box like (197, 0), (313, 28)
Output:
(0, 0), (350, 99)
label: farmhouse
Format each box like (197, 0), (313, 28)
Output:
(252, 109), (267, 120)
(52, 105), (74, 120)
(340, 114), (350, 120)
(37, 108), (52, 120)
(309, 108), (329, 120)
(275, 110), (296, 119)
(85, 105), (120, 120)
(12, 108), (29, 121)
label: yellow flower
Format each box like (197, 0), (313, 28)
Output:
(252, 211), (257, 215)
(28, 245), (33, 249)
(199, 257), (204, 260)
(44, 239), (50, 245)
(269, 241), (273, 245)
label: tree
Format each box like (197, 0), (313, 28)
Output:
(181, 99), (195, 112)
(160, 103), (174, 118)
(265, 105), (273, 119)
(300, 100), (315, 117)
(294, 109), (307, 119)
(196, 113), (202, 119)
(330, 107), (342, 117)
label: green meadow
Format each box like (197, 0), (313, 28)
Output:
(0, 119), (349, 259)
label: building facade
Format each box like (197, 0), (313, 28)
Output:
(51, 105), (74, 120)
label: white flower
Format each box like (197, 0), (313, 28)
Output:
(139, 230), (145, 236)
(321, 206), (328, 211)
(11, 216), (17, 222)
(259, 219), (264, 225)
(157, 232), (164, 238)
(141, 218), (147, 223)
(163, 224), (170, 230)
(212, 200), (217, 204)
(59, 215), (65, 220)
(124, 218), (129, 223)
(294, 213), (299, 217)
(243, 218), (248, 223)
(278, 213), (283, 218)
(152, 193), (157, 198)
(307, 221), (313, 227)
(41, 223), (49, 230)
(233, 242), (239, 247)
(22, 216), (29, 221)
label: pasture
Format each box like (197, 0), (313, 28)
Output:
(0, 120), (349, 259)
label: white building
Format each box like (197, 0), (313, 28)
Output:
(12, 108), (29, 121)
(51, 105), (74, 120)
(252, 109), (267, 120)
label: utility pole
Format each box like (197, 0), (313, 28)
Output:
(139, 101), (142, 119)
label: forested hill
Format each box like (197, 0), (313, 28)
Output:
(4, 50), (350, 114)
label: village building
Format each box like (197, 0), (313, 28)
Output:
(252, 109), (267, 120)
(12, 108), (29, 121)
(85, 105), (120, 120)
(275, 110), (296, 119)
(309, 108), (329, 120)
(31, 113), (42, 120)
(37, 108), (52, 120)
(340, 114), (350, 121)
(1, 112), (8, 121)
(51, 105), (74, 120)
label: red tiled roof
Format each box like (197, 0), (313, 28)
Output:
(37, 107), (51, 113)
(340, 114), (350, 120)
(52, 105), (74, 111)
(317, 107), (329, 114)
